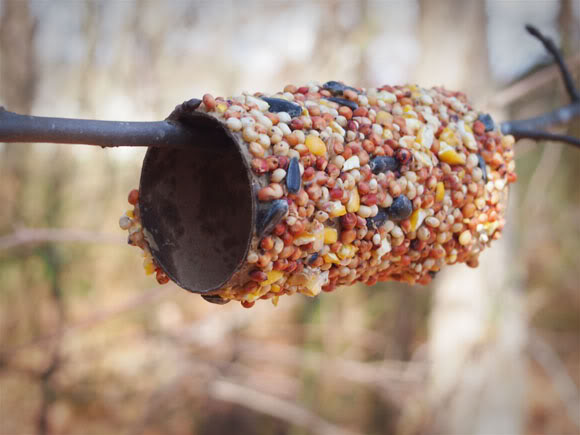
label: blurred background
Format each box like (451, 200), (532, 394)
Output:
(1, 1), (579, 434)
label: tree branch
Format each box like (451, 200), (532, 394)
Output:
(0, 105), (198, 149)
(0, 227), (124, 251)
(500, 103), (580, 148)
(499, 25), (580, 147)
(524, 24), (579, 102)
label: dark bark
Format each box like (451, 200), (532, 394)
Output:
(0, 107), (199, 149)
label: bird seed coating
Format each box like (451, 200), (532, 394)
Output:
(120, 81), (517, 308)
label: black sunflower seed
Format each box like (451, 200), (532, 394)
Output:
(261, 97), (302, 118)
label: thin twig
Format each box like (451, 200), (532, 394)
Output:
(209, 379), (363, 435)
(524, 24), (579, 102)
(499, 25), (580, 147)
(503, 129), (580, 147)
(489, 54), (580, 108)
(501, 103), (580, 136)
(0, 227), (124, 250)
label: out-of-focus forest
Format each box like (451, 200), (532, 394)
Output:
(0, 1), (579, 434)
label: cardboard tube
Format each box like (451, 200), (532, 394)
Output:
(124, 83), (517, 307)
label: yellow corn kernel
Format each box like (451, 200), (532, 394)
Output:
(324, 253), (340, 264)
(416, 125), (434, 149)
(324, 228), (338, 244)
(216, 103), (228, 114)
(440, 127), (459, 147)
(144, 262), (156, 275)
(483, 221), (500, 236)
(245, 292), (258, 302)
(436, 182), (445, 202)
(329, 203), (347, 218)
(330, 121), (345, 136)
(438, 141), (465, 165)
(271, 284), (281, 293)
(263, 270), (284, 286)
(439, 149), (465, 165)
(293, 232), (316, 246)
(346, 189), (360, 213)
(272, 295), (279, 306)
(301, 275), (323, 297)
(410, 208), (427, 232)
(305, 134), (327, 156)
(126, 210), (135, 218)
(337, 244), (357, 260)
(403, 106), (418, 119)
(405, 119), (420, 133)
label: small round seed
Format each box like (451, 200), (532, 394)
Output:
(271, 168), (287, 183)
(226, 117), (242, 131)
(425, 217), (440, 228)
(459, 230), (472, 246)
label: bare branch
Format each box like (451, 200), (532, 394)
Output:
(525, 24), (579, 102)
(500, 25), (580, 147)
(0, 227), (124, 251)
(209, 379), (363, 435)
(489, 54), (580, 108)
(0, 106), (198, 149)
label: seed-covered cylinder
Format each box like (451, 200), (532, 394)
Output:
(120, 81), (516, 307)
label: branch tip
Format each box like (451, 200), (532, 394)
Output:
(525, 23), (579, 102)
(502, 25), (580, 147)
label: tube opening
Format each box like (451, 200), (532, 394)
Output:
(139, 114), (253, 293)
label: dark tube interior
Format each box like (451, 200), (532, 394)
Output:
(138, 114), (254, 293)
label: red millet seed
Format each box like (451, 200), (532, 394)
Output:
(273, 223), (286, 236)
(241, 301), (255, 309)
(278, 156), (289, 170)
(202, 93), (216, 110)
(282, 232), (294, 246)
(361, 194), (377, 206)
(260, 236), (274, 251)
(250, 270), (268, 282)
(330, 188), (343, 200)
(266, 156), (279, 171)
(128, 189), (139, 205)
(315, 156), (328, 171)
(340, 213), (357, 229)
(303, 166), (315, 181)
(357, 181), (370, 195)
(251, 158), (269, 174)
(156, 270), (170, 285)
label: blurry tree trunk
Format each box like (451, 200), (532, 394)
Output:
(402, 1), (528, 434)
(415, 0), (489, 101)
(0, 0), (36, 225)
